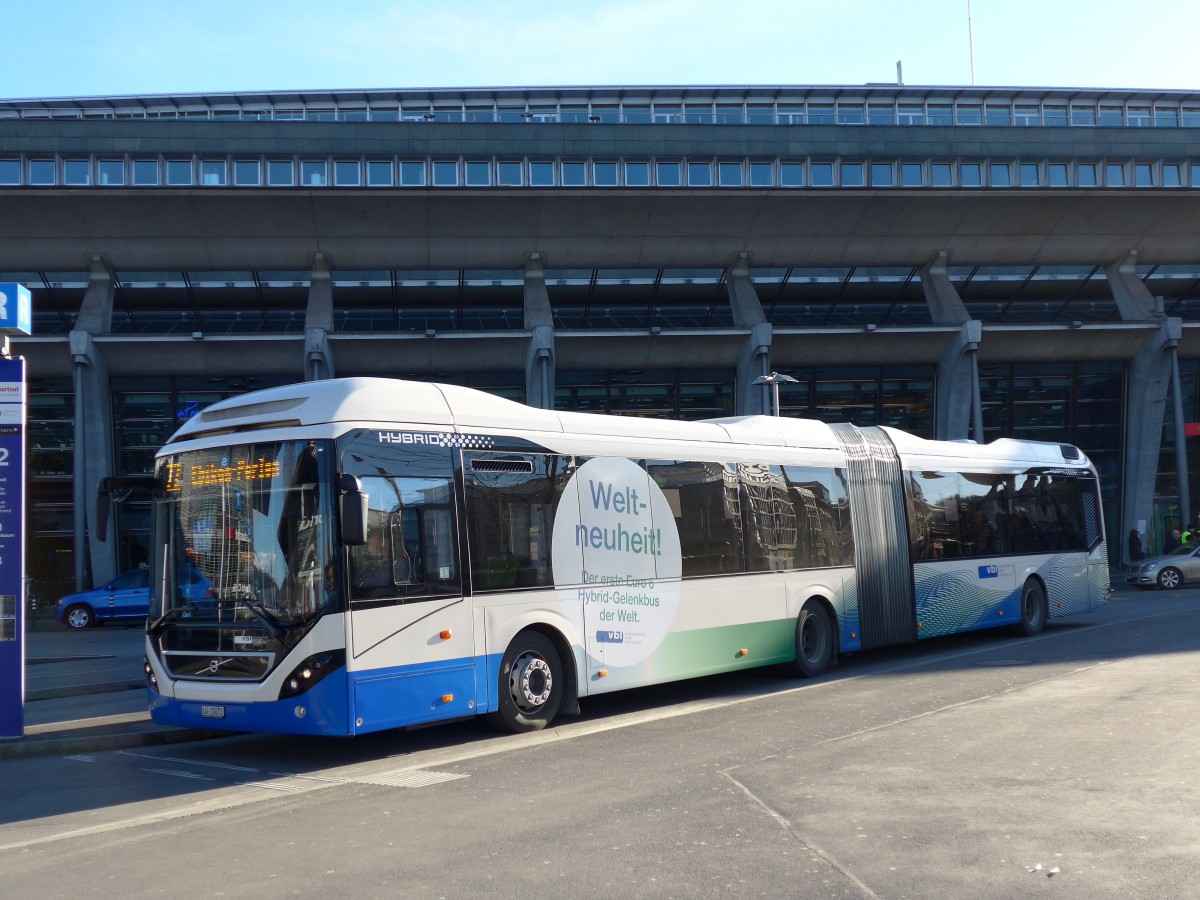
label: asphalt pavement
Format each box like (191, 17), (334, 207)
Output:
(0, 578), (1157, 760)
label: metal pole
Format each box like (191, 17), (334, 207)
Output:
(72, 361), (86, 591)
(1171, 344), (1190, 530)
(773, 382), (781, 417)
(970, 347), (984, 444)
(967, 0), (976, 86)
(761, 355), (770, 416)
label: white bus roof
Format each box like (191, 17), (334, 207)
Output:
(171, 377), (844, 450)
(168, 377), (1091, 469)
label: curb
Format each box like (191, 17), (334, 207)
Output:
(26, 680), (145, 702)
(0, 724), (222, 760)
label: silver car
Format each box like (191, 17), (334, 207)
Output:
(1127, 544), (1200, 590)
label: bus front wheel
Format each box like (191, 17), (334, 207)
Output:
(1016, 580), (1048, 636)
(488, 630), (563, 733)
(790, 602), (833, 678)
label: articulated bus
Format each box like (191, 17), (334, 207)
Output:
(127, 378), (1108, 736)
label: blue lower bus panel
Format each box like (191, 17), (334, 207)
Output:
(150, 668), (350, 736)
(351, 659), (480, 734)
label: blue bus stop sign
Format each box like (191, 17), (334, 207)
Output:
(0, 356), (24, 738)
(0, 284), (32, 336)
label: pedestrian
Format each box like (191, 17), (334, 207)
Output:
(1128, 529), (1144, 565)
(1165, 529), (1182, 553)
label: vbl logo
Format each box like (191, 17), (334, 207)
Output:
(978, 565), (999, 578)
(596, 630), (624, 643)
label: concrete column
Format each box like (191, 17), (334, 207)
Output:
(735, 322), (773, 416)
(523, 253), (556, 409)
(919, 251), (969, 325)
(76, 254), (116, 334)
(1122, 318), (1181, 564)
(921, 253), (983, 441)
(70, 255), (118, 589)
(727, 253), (765, 328)
(70, 329), (116, 590)
(1105, 250), (1159, 320)
(726, 254), (774, 416)
(1107, 252), (1172, 564)
(304, 252), (335, 380)
(935, 320), (983, 441)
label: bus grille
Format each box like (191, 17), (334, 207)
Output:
(163, 651), (274, 681)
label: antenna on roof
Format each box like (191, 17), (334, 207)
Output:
(967, 0), (976, 86)
(896, 60), (904, 85)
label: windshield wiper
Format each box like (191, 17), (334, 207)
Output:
(213, 595), (288, 641)
(149, 606), (198, 629)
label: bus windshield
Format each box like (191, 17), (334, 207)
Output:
(151, 440), (339, 629)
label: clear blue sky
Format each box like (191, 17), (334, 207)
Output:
(5, 0), (1198, 99)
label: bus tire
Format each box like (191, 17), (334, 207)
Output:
(488, 630), (563, 733)
(1158, 567), (1183, 590)
(1016, 579), (1047, 636)
(789, 602), (833, 678)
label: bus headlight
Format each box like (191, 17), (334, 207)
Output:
(278, 650), (345, 700)
(143, 656), (159, 692)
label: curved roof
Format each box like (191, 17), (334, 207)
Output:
(175, 376), (1091, 470)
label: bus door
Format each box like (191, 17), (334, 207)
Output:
(341, 437), (476, 732)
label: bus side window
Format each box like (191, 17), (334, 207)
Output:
(350, 475), (457, 602)
(463, 452), (570, 592)
(780, 465), (853, 569)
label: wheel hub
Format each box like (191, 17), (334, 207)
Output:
(800, 615), (824, 660)
(510, 652), (552, 711)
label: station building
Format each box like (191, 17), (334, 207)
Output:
(2, 83), (1199, 596)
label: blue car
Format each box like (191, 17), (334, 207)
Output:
(53, 567), (212, 629)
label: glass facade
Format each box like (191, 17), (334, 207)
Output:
(555, 370), (733, 419)
(26, 378), (74, 607)
(9, 90), (1200, 128)
(10, 263), (1200, 340)
(2, 149), (1193, 191)
(774, 367), (934, 435)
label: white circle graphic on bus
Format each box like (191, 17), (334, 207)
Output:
(553, 457), (682, 667)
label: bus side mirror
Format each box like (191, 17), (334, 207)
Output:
(340, 474), (368, 546)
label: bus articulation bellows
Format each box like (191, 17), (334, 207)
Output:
(130, 378), (1107, 736)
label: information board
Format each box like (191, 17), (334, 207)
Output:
(0, 356), (25, 738)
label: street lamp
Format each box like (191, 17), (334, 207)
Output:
(753, 372), (798, 417)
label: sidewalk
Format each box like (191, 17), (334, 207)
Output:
(1, 620), (217, 760)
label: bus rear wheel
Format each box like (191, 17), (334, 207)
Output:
(789, 602), (833, 678)
(1016, 579), (1047, 636)
(488, 630), (563, 733)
